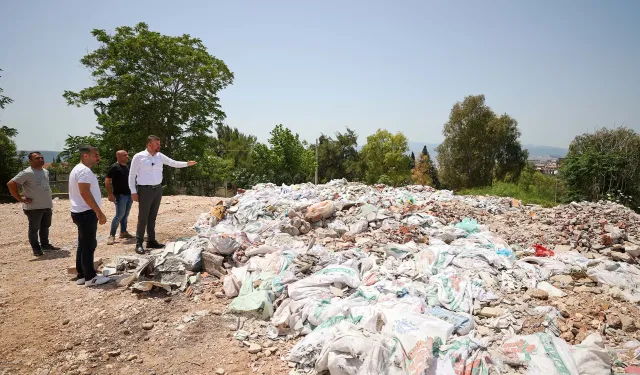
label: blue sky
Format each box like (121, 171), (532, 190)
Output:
(1, 0), (638, 151)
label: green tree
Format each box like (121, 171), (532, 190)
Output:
(269, 124), (314, 185)
(196, 150), (234, 192)
(59, 135), (103, 167)
(248, 142), (276, 185)
(421, 145), (441, 189)
(437, 95), (527, 189)
(361, 129), (411, 186)
(211, 124), (257, 170)
(63, 22), (234, 188)
(562, 127), (640, 209)
(0, 71), (24, 195)
(0, 69), (12, 110)
(411, 153), (432, 186)
(0, 127), (24, 196)
(316, 127), (361, 183)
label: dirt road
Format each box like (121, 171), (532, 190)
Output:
(0, 196), (287, 375)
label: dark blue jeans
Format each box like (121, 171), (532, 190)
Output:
(71, 210), (98, 280)
(110, 194), (132, 237)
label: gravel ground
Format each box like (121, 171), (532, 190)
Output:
(0, 195), (289, 375)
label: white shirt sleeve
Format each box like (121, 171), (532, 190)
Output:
(76, 167), (93, 183)
(160, 153), (188, 168)
(129, 154), (141, 194)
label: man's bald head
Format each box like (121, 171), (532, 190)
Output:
(116, 150), (129, 165)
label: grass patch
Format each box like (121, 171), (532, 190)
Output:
(459, 181), (562, 207)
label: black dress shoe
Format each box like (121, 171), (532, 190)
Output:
(146, 241), (165, 249)
(135, 244), (145, 254)
(41, 244), (60, 251)
(33, 249), (44, 256)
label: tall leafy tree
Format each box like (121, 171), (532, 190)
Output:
(562, 127), (640, 209)
(437, 95), (527, 189)
(409, 151), (416, 170)
(316, 127), (361, 183)
(0, 70), (24, 195)
(421, 145), (441, 189)
(268, 124), (314, 185)
(63, 22), (233, 186)
(361, 129), (411, 186)
(211, 124), (257, 170)
(411, 153), (432, 186)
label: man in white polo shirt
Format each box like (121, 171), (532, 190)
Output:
(69, 146), (110, 286)
(129, 135), (197, 254)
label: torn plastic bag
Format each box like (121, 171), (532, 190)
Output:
(455, 218), (481, 234)
(533, 244), (555, 257)
(402, 213), (437, 228)
(571, 333), (612, 375)
(223, 266), (248, 297)
(385, 242), (419, 259)
(288, 313), (367, 367)
(380, 308), (454, 375)
(246, 252), (282, 273)
(514, 260), (553, 289)
(209, 234), (242, 255)
(266, 233), (306, 249)
(431, 334), (493, 375)
(224, 274), (241, 297)
(288, 265), (361, 301)
(174, 238), (208, 271)
(587, 263), (640, 290)
(229, 272), (276, 319)
(305, 201), (335, 222)
(427, 307), (475, 335)
(245, 244), (278, 257)
(315, 322), (406, 375)
(425, 272), (473, 313)
(347, 219), (369, 236)
(434, 226), (468, 243)
(306, 297), (372, 327)
(500, 332), (579, 375)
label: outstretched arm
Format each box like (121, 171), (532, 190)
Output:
(160, 153), (196, 168)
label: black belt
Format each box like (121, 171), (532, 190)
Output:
(138, 184), (162, 188)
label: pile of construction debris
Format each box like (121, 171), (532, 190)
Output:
(102, 180), (640, 374)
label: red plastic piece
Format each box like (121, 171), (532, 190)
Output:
(533, 244), (555, 257)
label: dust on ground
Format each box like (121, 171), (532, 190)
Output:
(0, 195), (289, 375)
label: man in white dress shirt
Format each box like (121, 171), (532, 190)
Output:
(128, 135), (197, 254)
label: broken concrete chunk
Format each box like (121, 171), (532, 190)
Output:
(537, 281), (567, 297)
(573, 285), (601, 294)
(247, 343), (262, 354)
(530, 289), (549, 300)
(550, 275), (574, 285)
(479, 307), (506, 318)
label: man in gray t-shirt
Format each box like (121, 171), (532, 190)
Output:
(7, 152), (59, 256)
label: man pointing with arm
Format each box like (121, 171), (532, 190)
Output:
(129, 135), (197, 254)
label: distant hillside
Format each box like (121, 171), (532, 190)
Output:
(407, 142), (567, 159)
(19, 150), (61, 163)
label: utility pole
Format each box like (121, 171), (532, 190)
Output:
(315, 138), (318, 185)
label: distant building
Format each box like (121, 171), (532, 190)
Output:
(528, 157), (559, 175)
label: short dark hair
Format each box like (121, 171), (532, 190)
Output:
(28, 152), (42, 160)
(147, 135), (160, 144)
(79, 145), (97, 156)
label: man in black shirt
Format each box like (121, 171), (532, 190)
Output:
(105, 150), (134, 245)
